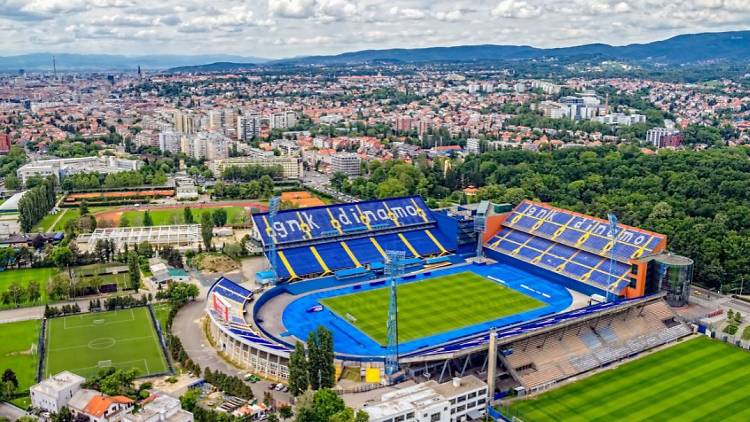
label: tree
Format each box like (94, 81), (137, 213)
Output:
(120, 214), (131, 228)
(183, 207), (194, 224)
(2, 369), (18, 389)
(47, 273), (71, 300)
(317, 326), (335, 388)
(27, 281), (41, 303)
(212, 208), (228, 227)
(0, 380), (15, 401)
(201, 212), (214, 250)
(179, 388), (201, 412)
(311, 389), (345, 422)
(306, 331), (321, 390)
(143, 211), (153, 226)
(6, 281), (25, 307)
(80, 200), (89, 216)
(50, 246), (74, 269)
(278, 404), (294, 421)
(128, 252), (141, 291)
(288, 341), (308, 396)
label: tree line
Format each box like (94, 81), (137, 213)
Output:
(18, 176), (56, 232)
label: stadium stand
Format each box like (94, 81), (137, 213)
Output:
(486, 200), (667, 296)
(209, 277), (255, 328)
(501, 300), (691, 391)
(252, 196), (456, 281)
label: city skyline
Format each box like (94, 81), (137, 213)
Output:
(0, 0), (749, 58)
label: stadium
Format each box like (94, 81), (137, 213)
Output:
(205, 195), (695, 393)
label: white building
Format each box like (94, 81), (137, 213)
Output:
(466, 138), (480, 154)
(237, 114), (261, 141)
(212, 156), (303, 179)
(159, 131), (181, 154)
(30, 371), (86, 413)
(123, 393), (193, 422)
(269, 111), (298, 130)
(17, 156), (142, 184)
(364, 376), (487, 422)
(182, 132), (232, 160)
(331, 152), (360, 176)
(174, 177), (198, 200)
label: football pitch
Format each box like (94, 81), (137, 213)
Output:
(321, 271), (544, 344)
(508, 337), (750, 422)
(44, 307), (169, 379)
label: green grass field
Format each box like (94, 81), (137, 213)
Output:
(321, 272), (543, 344)
(508, 337), (750, 422)
(120, 206), (249, 226)
(0, 319), (41, 407)
(0, 267), (57, 307)
(44, 307), (169, 379)
(152, 303), (172, 331)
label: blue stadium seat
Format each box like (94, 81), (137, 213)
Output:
(345, 237), (386, 265)
(315, 242), (355, 270)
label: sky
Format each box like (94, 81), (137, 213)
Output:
(0, 0), (749, 58)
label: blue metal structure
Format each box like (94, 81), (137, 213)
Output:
(268, 197), (280, 283)
(385, 249), (405, 375)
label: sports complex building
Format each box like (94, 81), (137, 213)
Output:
(205, 196), (695, 395)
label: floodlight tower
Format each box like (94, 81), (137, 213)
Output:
(474, 215), (486, 260)
(385, 249), (405, 376)
(606, 213), (620, 302)
(268, 196), (280, 283)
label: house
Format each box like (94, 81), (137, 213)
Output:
(30, 371), (86, 413)
(68, 389), (134, 422)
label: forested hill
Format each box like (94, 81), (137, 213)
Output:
(337, 146), (750, 291)
(278, 30), (750, 65)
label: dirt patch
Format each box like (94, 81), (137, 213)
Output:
(196, 253), (240, 273)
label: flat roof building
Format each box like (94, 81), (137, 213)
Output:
(30, 371), (86, 413)
(17, 156), (142, 184)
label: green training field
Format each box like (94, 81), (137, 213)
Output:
(119, 206), (248, 226)
(508, 337), (750, 422)
(0, 267), (57, 307)
(44, 307), (169, 379)
(321, 271), (543, 344)
(0, 319), (41, 407)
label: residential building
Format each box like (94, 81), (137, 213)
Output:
(159, 131), (181, 154)
(331, 152), (360, 176)
(236, 114), (261, 141)
(173, 110), (196, 135)
(68, 389), (134, 422)
(212, 156), (304, 179)
(466, 138), (481, 154)
(647, 127), (684, 148)
(174, 177), (198, 200)
(17, 156), (142, 184)
(363, 376), (487, 422)
(30, 371), (86, 413)
(123, 393), (193, 422)
(269, 111), (298, 129)
(594, 113), (647, 126)
(0, 133), (10, 154)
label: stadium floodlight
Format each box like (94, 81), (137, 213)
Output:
(385, 249), (405, 376)
(268, 197), (281, 284)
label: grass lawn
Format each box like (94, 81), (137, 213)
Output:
(321, 271), (544, 344)
(152, 303), (171, 332)
(0, 267), (58, 308)
(0, 319), (41, 408)
(44, 307), (169, 379)
(120, 206), (248, 226)
(34, 206), (113, 232)
(508, 337), (750, 422)
(73, 263), (130, 289)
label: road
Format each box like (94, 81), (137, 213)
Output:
(171, 297), (293, 405)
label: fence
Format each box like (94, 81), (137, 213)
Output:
(147, 304), (175, 375)
(35, 318), (47, 382)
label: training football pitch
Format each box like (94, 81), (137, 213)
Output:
(44, 307), (169, 379)
(321, 271), (544, 344)
(508, 337), (750, 422)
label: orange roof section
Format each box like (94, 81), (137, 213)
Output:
(83, 395), (134, 417)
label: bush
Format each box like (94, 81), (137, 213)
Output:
(723, 324), (739, 335)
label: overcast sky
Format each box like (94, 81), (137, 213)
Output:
(1, 0), (749, 58)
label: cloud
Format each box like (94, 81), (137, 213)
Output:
(389, 6), (425, 20)
(268, 0), (316, 19)
(491, 0), (542, 19)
